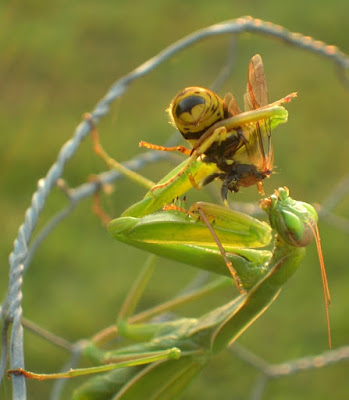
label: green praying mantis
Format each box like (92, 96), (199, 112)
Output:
(7, 55), (331, 400)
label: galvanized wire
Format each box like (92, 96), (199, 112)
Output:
(1, 16), (349, 400)
(230, 343), (349, 400)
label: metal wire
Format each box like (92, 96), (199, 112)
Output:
(231, 343), (349, 400)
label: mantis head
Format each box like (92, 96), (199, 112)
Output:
(259, 186), (318, 247)
(260, 186), (332, 348)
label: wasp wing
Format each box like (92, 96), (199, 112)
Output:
(223, 92), (242, 116)
(238, 54), (273, 173)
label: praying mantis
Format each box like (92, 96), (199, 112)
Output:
(7, 55), (331, 400)
(8, 181), (327, 399)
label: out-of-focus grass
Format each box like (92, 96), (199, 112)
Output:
(1, 1), (348, 399)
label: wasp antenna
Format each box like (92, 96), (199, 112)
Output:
(309, 221), (332, 349)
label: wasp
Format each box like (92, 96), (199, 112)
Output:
(140, 55), (296, 201)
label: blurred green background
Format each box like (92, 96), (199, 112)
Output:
(1, 1), (348, 399)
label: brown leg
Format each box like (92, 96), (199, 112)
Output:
(193, 205), (245, 294)
(88, 174), (112, 225)
(139, 141), (191, 156)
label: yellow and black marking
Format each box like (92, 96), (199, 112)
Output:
(168, 81), (269, 200)
(168, 87), (228, 144)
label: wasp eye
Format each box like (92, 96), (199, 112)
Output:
(175, 96), (206, 119)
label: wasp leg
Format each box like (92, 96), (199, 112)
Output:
(139, 141), (191, 156)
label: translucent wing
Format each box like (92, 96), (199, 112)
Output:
(223, 92), (242, 116)
(244, 54), (269, 110)
(239, 54), (273, 173)
(234, 119), (273, 172)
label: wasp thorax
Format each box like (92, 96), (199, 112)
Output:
(169, 87), (226, 140)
